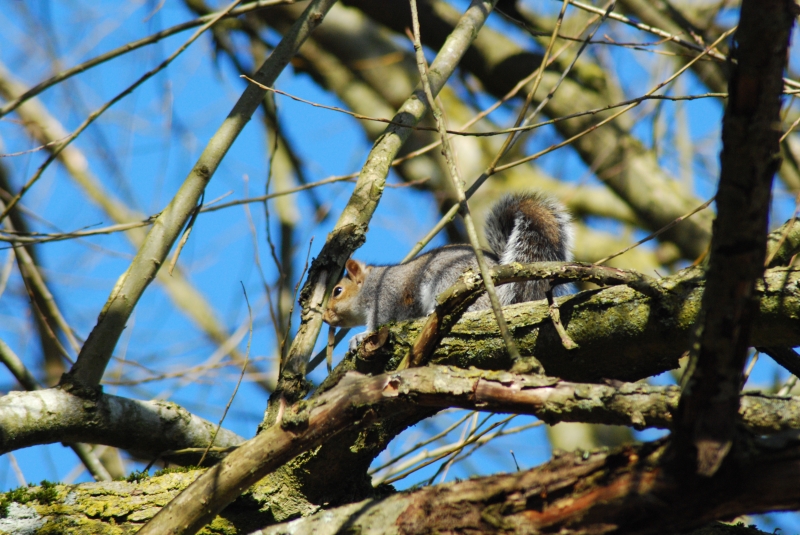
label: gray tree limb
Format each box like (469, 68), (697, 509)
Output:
(0, 388), (244, 463)
(6, 362), (800, 467)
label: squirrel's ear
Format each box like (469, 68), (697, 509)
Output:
(345, 259), (368, 283)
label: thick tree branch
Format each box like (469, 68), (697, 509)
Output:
(362, 266), (800, 383)
(0, 388), (244, 463)
(252, 439), (800, 535)
(7, 365), (800, 465)
(402, 261), (658, 368)
(674, 0), (795, 476)
(0, 467), (776, 535)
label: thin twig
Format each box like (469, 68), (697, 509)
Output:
(0, 136), (72, 157)
(501, 0), (573, 162)
(198, 284), (253, 467)
(594, 196), (716, 266)
(546, 288), (579, 349)
(262, 117), (289, 352)
(0, 0), (294, 118)
(243, 76), (725, 140)
(368, 409), (472, 475)
(560, 0), (727, 61)
(381, 415), (516, 486)
(168, 193), (204, 275)
(280, 238), (313, 367)
(242, 174), (283, 351)
(407, 0), (526, 368)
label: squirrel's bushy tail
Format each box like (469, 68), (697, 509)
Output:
(485, 192), (573, 304)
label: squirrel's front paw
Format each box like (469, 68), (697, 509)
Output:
(348, 332), (368, 352)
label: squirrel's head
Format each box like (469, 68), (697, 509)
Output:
(322, 259), (371, 327)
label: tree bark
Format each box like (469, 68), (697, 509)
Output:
(4, 440), (795, 535)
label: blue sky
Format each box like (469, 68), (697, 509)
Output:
(0, 0), (798, 531)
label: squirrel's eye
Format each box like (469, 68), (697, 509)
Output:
(333, 286), (343, 297)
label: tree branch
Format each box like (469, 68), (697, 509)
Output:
(8, 363), (800, 468)
(362, 266), (800, 383)
(0, 388), (244, 463)
(253, 439), (800, 535)
(674, 0), (795, 476)
(402, 261), (659, 368)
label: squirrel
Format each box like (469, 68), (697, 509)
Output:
(323, 191), (573, 350)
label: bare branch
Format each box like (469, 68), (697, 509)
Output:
(674, 0), (795, 477)
(0, 388), (244, 463)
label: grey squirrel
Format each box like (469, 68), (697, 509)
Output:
(323, 192), (573, 350)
